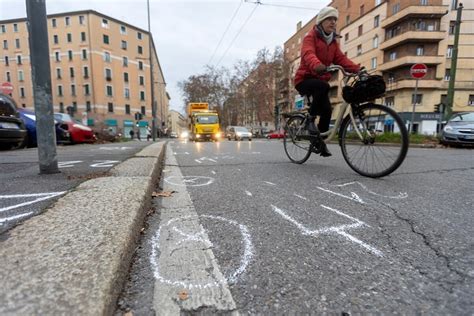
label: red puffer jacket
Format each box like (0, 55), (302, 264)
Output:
(294, 26), (360, 86)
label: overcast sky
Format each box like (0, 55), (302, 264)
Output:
(0, 0), (328, 113)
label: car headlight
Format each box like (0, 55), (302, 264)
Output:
(181, 131), (189, 138)
(196, 134), (201, 138)
(443, 126), (453, 132)
(236, 132), (242, 136)
(215, 132), (221, 138)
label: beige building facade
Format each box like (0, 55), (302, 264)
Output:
(282, 0), (474, 134)
(0, 10), (169, 136)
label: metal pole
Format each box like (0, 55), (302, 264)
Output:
(26, 0), (59, 174)
(445, 2), (463, 121)
(409, 79), (419, 134)
(147, 0), (157, 141)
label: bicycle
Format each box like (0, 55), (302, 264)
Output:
(282, 65), (409, 178)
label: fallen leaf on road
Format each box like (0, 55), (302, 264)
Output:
(178, 290), (189, 300)
(152, 191), (176, 197)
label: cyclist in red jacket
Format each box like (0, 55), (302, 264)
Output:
(294, 6), (360, 156)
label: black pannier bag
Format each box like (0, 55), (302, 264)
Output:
(342, 75), (386, 104)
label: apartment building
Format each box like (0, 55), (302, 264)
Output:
(282, 0), (474, 134)
(167, 110), (187, 136)
(0, 10), (169, 136)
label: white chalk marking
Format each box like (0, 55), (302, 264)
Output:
(264, 181), (276, 186)
(317, 186), (365, 204)
(150, 214), (254, 288)
(172, 226), (213, 247)
(165, 176), (215, 187)
(271, 205), (382, 257)
(196, 157), (218, 163)
(0, 191), (67, 213)
(334, 181), (408, 199)
(245, 191), (252, 196)
(211, 170), (216, 175)
(90, 160), (119, 168)
(194, 159), (202, 164)
(99, 146), (131, 150)
(0, 212), (33, 224)
(293, 193), (307, 200)
(58, 161), (83, 168)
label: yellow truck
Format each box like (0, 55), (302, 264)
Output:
(187, 102), (221, 141)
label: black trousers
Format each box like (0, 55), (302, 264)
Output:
(295, 79), (331, 133)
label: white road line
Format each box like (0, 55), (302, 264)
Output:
(0, 192), (67, 213)
(90, 160), (119, 168)
(211, 170), (216, 175)
(245, 191), (252, 196)
(0, 212), (33, 224)
(58, 161), (83, 168)
(317, 186), (365, 204)
(264, 181), (276, 186)
(293, 193), (307, 200)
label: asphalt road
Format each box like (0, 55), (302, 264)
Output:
(0, 140), (151, 234)
(120, 138), (473, 314)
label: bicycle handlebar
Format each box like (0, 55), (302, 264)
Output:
(326, 65), (368, 78)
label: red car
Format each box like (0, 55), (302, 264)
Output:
(266, 130), (285, 139)
(54, 113), (96, 144)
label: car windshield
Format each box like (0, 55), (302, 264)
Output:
(196, 115), (218, 124)
(54, 113), (73, 122)
(235, 127), (249, 132)
(450, 113), (474, 122)
(0, 96), (16, 116)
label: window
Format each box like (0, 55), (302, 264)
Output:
(59, 102), (64, 113)
(3, 40), (8, 49)
(108, 102), (114, 113)
(73, 102), (77, 113)
(6, 71), (11, 82)
(106, 85), (113, 96)
(121, 40), (127, 50)
(55, 51), (61, 62)
(360, 5), (365, 15)
(420, 0), (428, 5)
(0, 25), (5, 33)
(346, 0), (351, 7)
(375, 0), (382, 5)
(13, 24), (18, 32)
(447, 45), (454, 58)
(120, 25), (127, 34)
(15, 39), (20, 49)
(20, 87), (25, 98)
(138, 46), (143, 54)
(374, 15), (380, 28)
(83, 66), (89, 78)
(86, 101), (91, 112)
(65, 17), (70, 26)
(103, 34), (110, 44)
(373, 35), (379, 48)
(71, 84), (76, 96)
(105, 68), (112, 81)
(137, 32), (142, 40)
(79, 15), (85, 25)
(124, 88), (130, 99)
(141, 106), (146, 115)
(104, 52), (111, 62)
(344, 33), (349, 42)
(140, 91), (145, 101)
(139, 76), (145, 85)
(444, 69), (451, 81)
(67, 33), (72, 43)
(385, 96), (395, 107)
(84, 84), (90, 95)
(52, 19), (57, 28)
(70, 67), (74, 78)
(371, 57), (377, 69)
(139, 61), (143, 70)
(451, 0), (458, 10)
(346, 15), (350, 26)
(56, 68), (62, 79)
(82, 49), (87, 60)
(416, 46), (424, 56)
(357, 44), (362, 56)
(123, 72), (129, 82)
(17, 55), (22, 65)
(81, 32), (86, 42)
(449, 21), (456, 35)
(58, 85), (63, 96)
(389, 51), (397, 61)
(358, 25), (363, 36)
(53, 35), (59, 44)
(468, 95), (474, 106)
(411, 94), (423, 105)
(68, 50), (73, 61)
(4, 56), (9, 66)
(392, 3), (400, 14)
(125, 104), (131, 114)
(102, 19), (109, 28)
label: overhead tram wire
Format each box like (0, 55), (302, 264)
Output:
(215, 3), (260, 67)
(207, 1), (244, 65)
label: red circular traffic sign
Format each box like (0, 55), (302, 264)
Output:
(410, 63), (427, 79)
(0, 82), (14, 94)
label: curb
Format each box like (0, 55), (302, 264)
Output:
(0, 141), (166, 315)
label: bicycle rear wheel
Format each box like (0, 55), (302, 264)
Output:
(284, 115), (312, 164)
(339, 103), (409, 178)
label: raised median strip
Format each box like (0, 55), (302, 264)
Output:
(0, 142), (166, 315)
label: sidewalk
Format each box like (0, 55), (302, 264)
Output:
(0, 142), (166, 315)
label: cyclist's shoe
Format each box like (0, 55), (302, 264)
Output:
(319, 142), (332, 157)
(305, 116), (319, 135)
(310, 138), (332, 157)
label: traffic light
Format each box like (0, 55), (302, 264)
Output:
(434, 104), (440, 113)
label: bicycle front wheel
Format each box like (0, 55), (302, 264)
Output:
(339, 103), (409, 178)
(284, 115), (312, 164)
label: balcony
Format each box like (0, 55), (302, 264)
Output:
(380, 30), (445, 50)
(378, 55), (443, 71)
(381, 5), (448, 29)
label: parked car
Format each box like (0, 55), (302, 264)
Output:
(170, 131), (178, 138)
(18, 108), (70, 147)
(441, 112), (474, 146)
(0, 94), (27, 150)
(266, 130), (285, 139)
(227, 126), (252, 141)
(54, 113), (96, 144)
